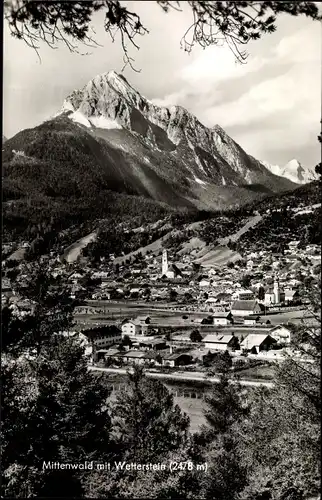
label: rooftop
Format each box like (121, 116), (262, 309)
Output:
(212, 312), (232, 318)
(163, 352), (193, 360)
(231, 300), (259, 311)
(122, 350), (157, 359)
(96, 348), (121, 356)
(138, 339), (166, 346)
(203, 334), (234, 344)
(240, 334), (276, 349)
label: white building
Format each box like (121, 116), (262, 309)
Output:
(273, 278), (280, 304)
(240, 334), (277, 354)
(162, 249), (170, 276)
(121, 317), (151, 337)
(204, 334), (238, 351)
(212, 312), (234, 326)
(269, 325), (292, 344)
(264, 279), (281, 305)
(233, 289), (255, 300)
(244, 316), (260, 326)
(199, 280), (211, 287)
(121, 320), (142, 337)
(161, 249), (182, 279)
(288, 241), (300, 250)
(247, 259), (254, 270)
(284, 288), (300, 303)
(82, 327), (122, 353)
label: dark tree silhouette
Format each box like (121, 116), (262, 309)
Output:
(315, 121), (322, 179)
(4, 1), (321, 69)
(190, 329), (202, 342)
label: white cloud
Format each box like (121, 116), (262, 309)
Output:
(158, 18), (321, 166)
(180, 45), (266, 85)
(273, 24), (321, 62)
(203, 66), (318, 129)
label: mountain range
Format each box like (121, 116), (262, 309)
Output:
(262, 159), (317, 184)
(3, 70), (316, 237)
(57, 70), (296, 192)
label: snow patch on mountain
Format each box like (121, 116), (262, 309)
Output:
(89, 115), (122, 129)
(63, 100), (75, 112)
(194, 176), (207, 185)
(70, 110), (91, 128)
(195, 155), (206, 174)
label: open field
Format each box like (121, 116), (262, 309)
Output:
(113, 231), (172, 265)
(102, 370), (274, 434)
(194, 245), (242, 267)
(63, 231), (97, 263)
(108, 214), (263, 268)
(262, 309), (316, 325)
(174, 397), (206, 433)
(74, 302), (212, 327)
(74, 301), (314, 329)
(235, 364), (276, 380)
(218, 214), (262, 244)
(7, 247), (26, 261)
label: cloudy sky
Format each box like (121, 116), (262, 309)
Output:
(3, 1), (321, 167)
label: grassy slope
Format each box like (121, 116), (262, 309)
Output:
(110, 182), (320, 267)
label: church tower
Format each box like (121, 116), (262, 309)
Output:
(162, 249), (168, 276)
(273, 277), (280, 304)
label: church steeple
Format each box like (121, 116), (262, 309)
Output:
(273, 276), (280, 304)
(162, 249), (168, 275)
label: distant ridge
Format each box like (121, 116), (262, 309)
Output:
(262, 158), (317, 184)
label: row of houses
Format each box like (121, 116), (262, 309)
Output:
(95, 347), (193, 368)
(203, 333), (277, 354)
(82, 320), (294, 367)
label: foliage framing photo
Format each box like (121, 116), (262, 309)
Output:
(5, 1), (322, 68)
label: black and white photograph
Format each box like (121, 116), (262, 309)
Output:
(2, 1), (321, 498)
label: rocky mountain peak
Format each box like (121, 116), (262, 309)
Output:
(56, 70), (298, 191)
(263, 158), (317, 184)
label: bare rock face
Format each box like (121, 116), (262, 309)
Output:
(4, 70), (301, 225)
(59, 70), (296, 192)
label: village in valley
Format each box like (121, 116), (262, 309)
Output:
(80, 241), (319, 372)
(4, 219), (319, 382)
(2, 1), (322, 497)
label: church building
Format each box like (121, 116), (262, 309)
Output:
(264, 278), (285, 305)
(161, 249), (182, 279)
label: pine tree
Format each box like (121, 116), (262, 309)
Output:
(196, 363), (250, 499)
(2, 336), (113, 497)
(4, 262), (75, 357)
(110, 366), (189, 463)
(1, 265), (113, 497)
